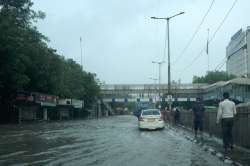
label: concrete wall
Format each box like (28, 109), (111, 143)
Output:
(175, 107), (250, 149)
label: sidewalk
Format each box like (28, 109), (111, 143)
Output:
(203, 135), (250, 166)
(168, 123), (250, 166)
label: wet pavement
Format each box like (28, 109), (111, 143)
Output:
(0, 115), (234, 166)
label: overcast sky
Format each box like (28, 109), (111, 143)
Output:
(32, 0), (249, 84)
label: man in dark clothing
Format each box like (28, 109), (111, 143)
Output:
(174, 107), (180, 125)
(192, 97), (205, 139)
(136, 109), (142, 120)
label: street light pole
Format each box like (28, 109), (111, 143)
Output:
(167, 19), (171, 95)
(149, 77), (158, 105)
(152, 61), (164, 100)
(80, 37), (83, 70)
(149, 77), (157, 85)
(151, 11), (185, 96)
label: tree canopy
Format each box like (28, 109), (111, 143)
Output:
(0, 0), (100, 114)
(192, 71), (236, 84)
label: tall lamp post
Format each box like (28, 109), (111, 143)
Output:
(80, 37), (83, 70)
(151, 11), (185, 96)
(149, 77), (158, 105)
(152, 61), (164, 100)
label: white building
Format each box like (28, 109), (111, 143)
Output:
(226, 27), (250, 77)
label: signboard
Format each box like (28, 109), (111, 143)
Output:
(190, 98), (196, 102)
(58, 99), (71, 105)
(34, 93), (57, 107)
(16, 93), (26, 101)
(167, 95), (172, 101)
(16, 92), (34, 102)
(35, 93), (57, 103)
(136, 102), (151, 109)
(72, 99), (84, 108)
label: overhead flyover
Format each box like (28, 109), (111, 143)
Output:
(101, 78), (250, 104)
(101, 83), (206, 104)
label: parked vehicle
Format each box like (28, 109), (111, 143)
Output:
(138, 109), (164, 130)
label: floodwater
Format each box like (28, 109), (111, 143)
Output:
(0, 115), (227, 166)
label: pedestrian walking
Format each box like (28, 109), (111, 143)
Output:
(160, 107), (167, 121)
(216, 92), (237, 152)
(164, 106), (170, 122)
(192, 97), (205, 140)
(174, 107), (180, 125)
(136, 109), (142, 120)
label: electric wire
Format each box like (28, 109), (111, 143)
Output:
(172, 0), (215, 65)
(178, 0), (238, 75)
(215, 57), (227, 70)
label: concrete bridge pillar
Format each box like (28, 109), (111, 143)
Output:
(97, 100), (101, 118)
(43, 108), (48, 120)
(18, 107), (22, 124)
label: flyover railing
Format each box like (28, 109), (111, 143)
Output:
(171, 106), (250, 149)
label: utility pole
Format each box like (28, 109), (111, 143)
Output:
(149, 77), (158, 107)
(151, 11), (185, 109)
(152, 61), (164, 100)
(167, 18), (171, 95)
(207, 28), (210, 72)
(80, 37), (83, 70)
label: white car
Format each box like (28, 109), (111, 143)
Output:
(138, 109), (165, 130)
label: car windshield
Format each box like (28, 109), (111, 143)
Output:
(142, 110), (160, 116)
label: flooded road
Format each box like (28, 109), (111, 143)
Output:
(0, 115), (226, 166)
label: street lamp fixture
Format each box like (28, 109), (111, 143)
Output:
(152, 61), (165, 99)
(152, 61), (164, 86)
(149, 77), (158, 83)
(150, 11), (185, 96)
(150, 11), (185, 20)
(149, 77), (158, 107)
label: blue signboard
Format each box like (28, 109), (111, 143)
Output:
(136, 102), (150, 110)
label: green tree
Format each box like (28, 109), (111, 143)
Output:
(192, 71), (236, 84)
(60, 59), (100, 107)
(0, 0), (46, 122)
(0, 0), (101, 123)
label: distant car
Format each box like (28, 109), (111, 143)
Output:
(138, 109), (165, 130)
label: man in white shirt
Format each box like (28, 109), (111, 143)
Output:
(216, 92), (237, 151)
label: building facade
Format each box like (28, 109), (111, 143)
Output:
(202, 78), (250, 103)
(226, 27), (250, 77)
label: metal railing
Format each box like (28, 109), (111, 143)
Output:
(171, 106), (250, 149)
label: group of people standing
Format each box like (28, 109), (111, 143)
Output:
(192, 92), (237, 152)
